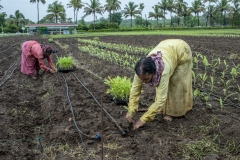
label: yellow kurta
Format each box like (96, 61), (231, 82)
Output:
(128, 39), (193, 123)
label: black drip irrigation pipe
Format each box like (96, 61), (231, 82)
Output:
(62, 73), (93, 138)
(72, 72), (126, 136)
(61, 73), (90, 158)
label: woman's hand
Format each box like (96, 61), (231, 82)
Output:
(133, 119), (145, 130)
(49, 68), (56, 74)
(125, 112), (134, 123)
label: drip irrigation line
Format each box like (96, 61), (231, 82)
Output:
(72, 72), (126, 136)
(0, 41), (25, 54)
(0, 60), (20, 87)
(0, 52), (19, 63)
(0, 57), (20, 81)
(61, 73), (90, 158)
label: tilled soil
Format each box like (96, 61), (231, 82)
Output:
(0, 34), (239, 160)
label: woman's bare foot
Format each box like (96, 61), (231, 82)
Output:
(164, 115), (173, 122)
(157, 111), (163, 115)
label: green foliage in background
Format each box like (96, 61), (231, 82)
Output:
(56, 56), (74, 69)
(104, 76), (132, 101)
(68, 27), (74, 34)
(38, 27), (47, 34)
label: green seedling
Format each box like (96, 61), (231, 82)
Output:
(230, 67), (237, 79)
(192, 71), (196, 85)
(203, 56), (209, 71)
(219, 97), (224, 111)
(193, 88), (200, 100)
(199, 73), (208, 87)
(193, 57), (199, 69)
(210, 76), (214, 91)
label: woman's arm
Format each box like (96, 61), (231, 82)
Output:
(128, 74), (143, 113)
(140, 71), (170, 123)
(47, 55), (55, 69)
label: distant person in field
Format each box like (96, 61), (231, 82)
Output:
(21, 40), (57, 79)
(125, 39), (193, 130)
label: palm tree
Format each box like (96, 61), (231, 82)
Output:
(104, 0), (121, 23)
(67, 0), (84, 24)
(148, 5), (164, 29)
(205, 5), (217, 26)
(123, 1), (140, 28)
(30, 0), (46, 24)
(46, 1), (66, 23)
(182, 5), (191, 26)
(0, 12), (7, 22)
(83, 0), (104, 30)
(75, 1), (84, 23)
(138, 3), (145, 26)
(230, 0), (240, 26)
(158, 0), (168, 27)
(9, 10), (25, 27)
(167, 0), (175, 27)
(190, 0), (205, 26)
(0, 0), (3, 10)
(174, 0), (188, 26)
(216, 0), (231, 26)
(197, 0), (205, 26)
(203, 0), (217, 26)
(6, 17), (16, 27)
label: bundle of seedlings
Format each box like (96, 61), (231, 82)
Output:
(56, 56), (74, 72)
(104, 76), (132, 105)
(48, 38), (54, 43)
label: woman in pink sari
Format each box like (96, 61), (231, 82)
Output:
(21, 40), (57, 79)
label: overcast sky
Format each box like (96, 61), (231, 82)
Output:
(1, 0), (194, 23)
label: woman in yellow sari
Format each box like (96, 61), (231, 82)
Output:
(125, 39), (193, 130)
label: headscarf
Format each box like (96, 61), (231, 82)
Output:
(41, 45), (52, 54)
(147, 51), (164, 87)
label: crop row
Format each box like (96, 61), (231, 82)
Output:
(78, 38), (152, 55)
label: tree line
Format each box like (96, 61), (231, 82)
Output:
(0, 0), (240, 33)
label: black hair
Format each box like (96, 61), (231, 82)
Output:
(134, 57), (156, 75)
(46, 48), (53, 54)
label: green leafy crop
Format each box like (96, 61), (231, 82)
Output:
(56, 56), (74, 70)
(104, 76), (132, 101)
(48, 38), (53, 43)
